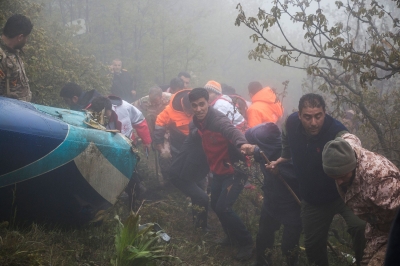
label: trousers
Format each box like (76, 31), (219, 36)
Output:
(171, 177), (208, 228)
(210, 174), (253, 246)
(256, 205), (302, 266)
(302, 197), (366, 266)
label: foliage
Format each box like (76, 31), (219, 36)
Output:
(111, 211), (180, 266)
(1, 0), (111, 107)
(236, 0), (400, 162)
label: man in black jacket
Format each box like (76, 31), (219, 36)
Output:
(246, 123), (302, 266)
(267, 93), (366, 266)
(188, 88), (255, 261)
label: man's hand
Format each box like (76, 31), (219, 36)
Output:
(265, 161), (279, 175)
(240, 144), (255, 155)
(265, 157), (289, 175)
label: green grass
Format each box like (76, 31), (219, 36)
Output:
(0, 153), (358, 265)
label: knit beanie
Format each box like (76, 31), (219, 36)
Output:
(204, 80), (222, 95)
(322, 137), (357, 176)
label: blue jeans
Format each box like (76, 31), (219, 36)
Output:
(211, 174), (253, 246)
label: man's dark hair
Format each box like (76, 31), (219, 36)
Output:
(189, 88), (209, 102)
(178, 71), (191, 79)
(60, 82), (82, 98)
(248, 81), (263, 95)
(170, 77), (184, 91)
(90, 96), (112, 112)
(298, 93), (326, 113)
(2, 14), (33, 38)
(221, 83), (236, 95)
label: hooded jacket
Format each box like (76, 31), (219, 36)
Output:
(245, 123), (301, 225)
(108, 95), (151, 145)
(154, 89), (192, 153)
(247, 87), (284, 128)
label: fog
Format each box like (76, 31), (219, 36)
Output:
(30, 0), (314, 111)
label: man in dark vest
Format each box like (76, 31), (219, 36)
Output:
(267, 93), (366, 266)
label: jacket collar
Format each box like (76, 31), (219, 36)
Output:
(0, 38), (21, 54)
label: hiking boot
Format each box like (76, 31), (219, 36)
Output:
(214, 236), (236, 247)
(235, 243), (253, 261)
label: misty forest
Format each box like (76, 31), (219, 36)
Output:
(1, 0), (400, 265)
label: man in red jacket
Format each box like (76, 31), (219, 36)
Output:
(188, 88), (255, 261)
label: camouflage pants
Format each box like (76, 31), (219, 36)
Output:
(361, 239), (387, 266)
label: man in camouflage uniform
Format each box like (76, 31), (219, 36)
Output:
(133, 86), (171, 131)
(323, 133), (400, 266)
(0, 14), (33, 102)
(134, 86), (171, 184)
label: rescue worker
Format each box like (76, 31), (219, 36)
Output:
(107, 95), (151, 149)
(246, 81), (283, 128)
(204, 80), (245, 129)
(267, 93), (366, 266)
(323, 134), (400, 266)
(110, 59), (136, 102)
(60, 82), (101, 111)
(188, 88), (255, 261)
(245, 123), (302, 266)
(88, 96), (150, 201)
(133, 86), (171, 185)
(0, 14), (33, 101)
(153, 89), (193, 180)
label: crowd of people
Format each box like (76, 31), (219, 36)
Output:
(2, 14), (400, 266)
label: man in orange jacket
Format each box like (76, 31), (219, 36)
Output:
(246, 81), (284, 128)
(154, 89), (193, 180)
